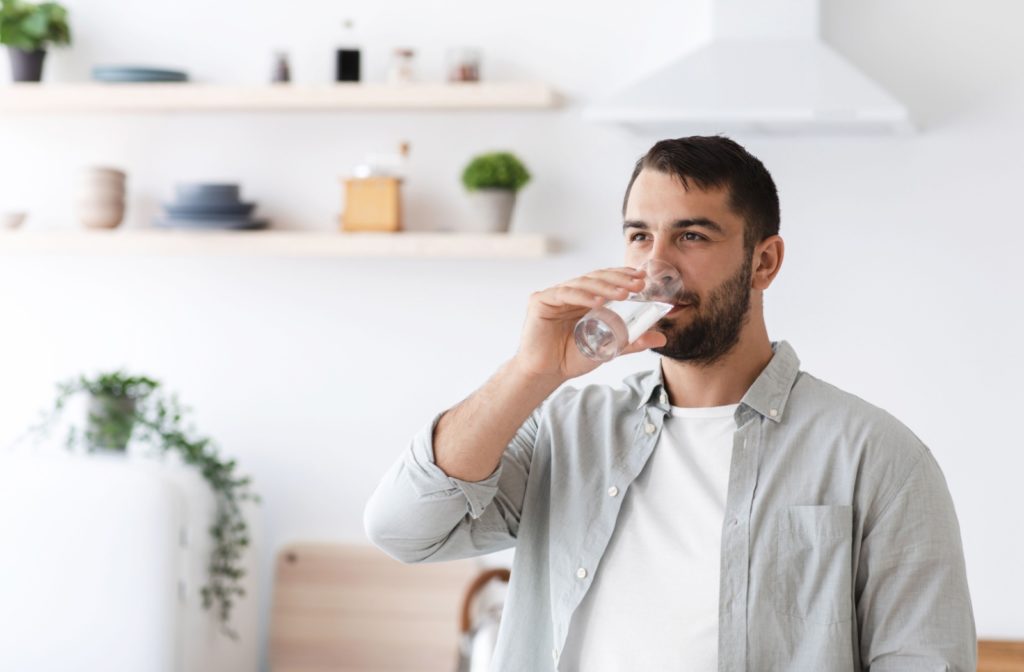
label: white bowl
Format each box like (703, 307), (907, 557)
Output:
(77, 204), (125, 229)
(81, 166), (126, 180)
(79, 176), (126, 191)
(76, 190), (126, 206)
(0, 212), (27, 229)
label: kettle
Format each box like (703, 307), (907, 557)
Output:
(455, 568), (510, 672)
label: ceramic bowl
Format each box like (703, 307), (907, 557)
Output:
(175, 183), (240, 205)
(77, 203), (125, 229)
(0, 212), (27, 229)
(75, 185), (124, 200)
(79, 175), (126, 191)
(81, 166), (127, 181)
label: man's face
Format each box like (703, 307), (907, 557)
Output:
(623, 169), (753, 365)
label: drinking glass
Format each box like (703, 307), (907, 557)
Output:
(573, 259), (683, 362)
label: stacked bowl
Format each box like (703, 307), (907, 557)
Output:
(155, 183), (266, 230)
(77, 167), (126, 229)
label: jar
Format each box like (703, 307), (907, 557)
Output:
(447, 47), (481, 82)
(387, 48), (416, 84)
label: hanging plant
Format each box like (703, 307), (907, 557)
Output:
(35, 370), (259, 639)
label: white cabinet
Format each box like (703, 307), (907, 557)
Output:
(0, 451), (258, 672)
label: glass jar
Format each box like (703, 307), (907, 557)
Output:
(446, 47), (481, 82)
(387, 48), (416, 84)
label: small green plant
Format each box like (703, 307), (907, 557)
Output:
(461, 151), (531, 192)
(36, 370), (258, 639)
(63, 372), (158, 452)
(0, 0), (70, 51)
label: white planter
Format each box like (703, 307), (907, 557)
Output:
(466, 189), (517, 233)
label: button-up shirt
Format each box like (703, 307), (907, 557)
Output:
(364, 341), (976, 671)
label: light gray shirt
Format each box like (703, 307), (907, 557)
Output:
(364, 341), (976, 671)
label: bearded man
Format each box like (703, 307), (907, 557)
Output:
(365, 136), (976, 672)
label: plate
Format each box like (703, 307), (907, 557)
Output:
(163, 202), (256, 217)
(93, 66), (188, 78)
(153, 217), (268, 231)
(93, 73), (189, 83)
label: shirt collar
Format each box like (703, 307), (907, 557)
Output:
(739, 340), (801, 423)
(635, 340), (802, 423)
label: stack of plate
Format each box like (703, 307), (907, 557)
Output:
(92, 66), (189, 83)
(155, 184), (267, 230)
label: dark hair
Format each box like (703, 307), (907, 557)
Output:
(622, 136), (780, 252)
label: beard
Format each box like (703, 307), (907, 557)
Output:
(651, 256), (753, 366)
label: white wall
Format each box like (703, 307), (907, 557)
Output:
(1, 0), (1021, 666)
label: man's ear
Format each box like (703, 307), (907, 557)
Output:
(751, 235), (784, 290)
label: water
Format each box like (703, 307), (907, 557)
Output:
(574, 299), (673, 362)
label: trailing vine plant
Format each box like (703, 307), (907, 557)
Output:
(35, 370), (259, 639)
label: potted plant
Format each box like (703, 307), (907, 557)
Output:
(0, 0), (70, 82)
(36, 370), (258, 639)
(73, 372), (158, 452)
(461, 151), (531, 233)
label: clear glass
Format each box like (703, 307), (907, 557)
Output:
(574, 259), (683, 362)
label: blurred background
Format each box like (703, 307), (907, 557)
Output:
(0, 0), (1021, 670)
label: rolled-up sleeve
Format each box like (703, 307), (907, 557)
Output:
(857, 447), (976, 671)
(363, 408), (538, 564)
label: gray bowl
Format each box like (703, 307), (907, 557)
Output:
(175, 183), (241, 205)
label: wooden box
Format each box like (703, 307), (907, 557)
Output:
(341, 177), (402, 232)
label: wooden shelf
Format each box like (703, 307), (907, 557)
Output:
(0, 230), (554, 259)
(0, 82), (560, 113)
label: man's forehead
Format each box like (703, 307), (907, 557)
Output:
(625, 175), (736, 230)
(628, 170), (729, 205)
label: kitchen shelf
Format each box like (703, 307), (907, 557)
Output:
(0, 230), (554, 259)
(0, 82), (560, 113)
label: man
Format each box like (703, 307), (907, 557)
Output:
(364, 136), (976, 671)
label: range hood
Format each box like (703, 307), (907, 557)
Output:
(584, 0), (913, 135)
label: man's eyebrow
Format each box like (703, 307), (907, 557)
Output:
(622, 218), (725, 234)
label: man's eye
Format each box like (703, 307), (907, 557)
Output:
(681, 232), (705, 242)
(628, 232), (649, 242)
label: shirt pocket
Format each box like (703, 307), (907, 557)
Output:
(774, 504), (853, 625)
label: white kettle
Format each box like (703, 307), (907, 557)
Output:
(455, 568), (510, 672)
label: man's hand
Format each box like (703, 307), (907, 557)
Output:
(511, 267), (669, 383)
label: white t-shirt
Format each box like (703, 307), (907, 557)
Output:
(560, 402), (738, 671)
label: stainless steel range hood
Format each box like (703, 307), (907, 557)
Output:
(584, 0), (913, 135)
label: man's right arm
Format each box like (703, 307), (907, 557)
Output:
(434, 266), (662, 483)
(364, 267), (664, 563)
(431, 359), (562, 483)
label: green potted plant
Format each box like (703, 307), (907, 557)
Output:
(460, 151), (531, 233)
(36, 370), (258, 639)
(74, 372), (158, 452)
(0, 0), (70, 82)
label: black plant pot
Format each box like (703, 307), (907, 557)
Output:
(8, 47), (47, 82)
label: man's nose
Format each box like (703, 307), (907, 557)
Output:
(646, 237), (677, 265)
(643, 248), (681, 276)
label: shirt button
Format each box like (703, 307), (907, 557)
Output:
(552, 648), (559, 662)
(659, 392), (668, 405)
(576, 567), (588, 579)
(769, 408), (778, 417)
(644, 422), (656, 434)
(731, 517), (740, 527)
(607, 486), (619, 497)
